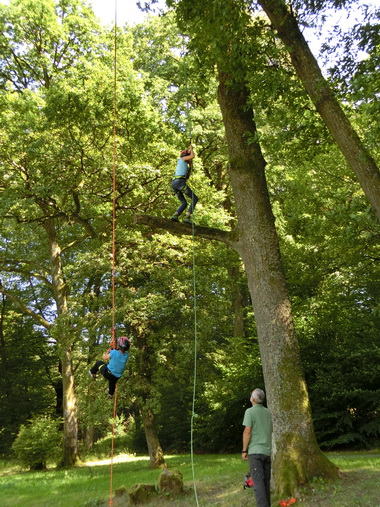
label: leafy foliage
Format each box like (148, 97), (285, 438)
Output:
(0, 299), (57, 455)
(0, 0), (379, 469)
(11, 415), (62, 470)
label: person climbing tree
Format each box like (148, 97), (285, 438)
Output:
(170, 144), (198, 224)
(89, 336), (131, 398)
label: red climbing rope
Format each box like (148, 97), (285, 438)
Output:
(110, 2), (118, 353)
(109, 1), (118, 505)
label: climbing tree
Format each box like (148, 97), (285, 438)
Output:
(0, 0), (105, 464)
(1, 0), (379, 481)
(135, 0), (340, 495)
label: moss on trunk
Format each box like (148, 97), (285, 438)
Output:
(274, 443), (339, 496)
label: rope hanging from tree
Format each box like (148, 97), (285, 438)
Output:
(182, 40), (200, 507)
(182, 39), (193, 143)
(190, 217), (199, 507)
(109, 1), (118, 505)
(107, 21), (199, 506)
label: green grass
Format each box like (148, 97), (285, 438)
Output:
(0, 452), (379, 506)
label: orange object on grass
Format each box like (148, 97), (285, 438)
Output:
(279, 498), (297, 506)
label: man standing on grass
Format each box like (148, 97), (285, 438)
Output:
(242, 388), (273, 507)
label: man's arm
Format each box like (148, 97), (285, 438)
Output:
(242, 426), (251, 460)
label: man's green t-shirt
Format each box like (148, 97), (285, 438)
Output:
(242, 404), (272, 456)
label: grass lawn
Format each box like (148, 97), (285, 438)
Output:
(0, 451), (379, 506)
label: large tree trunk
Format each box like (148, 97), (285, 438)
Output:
(217, 70), (338, 495)
(43, 216), (80, 467)
(133, 223), (337, 494)
(257, 0), (380, 223)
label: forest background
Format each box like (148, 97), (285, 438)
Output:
(0, 0), (379, 497)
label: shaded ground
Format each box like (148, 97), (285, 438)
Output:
(132, 466), (380, 506)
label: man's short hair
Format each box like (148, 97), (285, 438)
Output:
(251, 388), (265, 404)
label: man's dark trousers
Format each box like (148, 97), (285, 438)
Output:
(248, 453), (271, 507)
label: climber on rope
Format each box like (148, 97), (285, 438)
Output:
(170, 144), (198, 224)
(89, 336), (130, 398)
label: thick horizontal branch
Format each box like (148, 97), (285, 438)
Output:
(133, 214), (238, 248)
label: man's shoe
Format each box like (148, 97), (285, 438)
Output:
(89, 370), (96, 379)
(183, 216), (193, 224)
(170, 215), (179, 222)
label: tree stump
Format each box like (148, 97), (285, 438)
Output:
(156, 468), (184, 496)
(128, 483), (157, 505)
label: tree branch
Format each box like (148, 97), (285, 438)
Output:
(133, 214), (239, 248)
(0, 260), (51, 286)
(0, 281), (52, 330)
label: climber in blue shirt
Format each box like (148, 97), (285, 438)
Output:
(89, 337), (130, 398)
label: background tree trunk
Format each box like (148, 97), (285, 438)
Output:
(217, 70), (338, 495)
(0, 295), (17, 439)
(257, 0), (380, 223)
(43, 216), (80, 466)
(141, 406), (166, 469)
(53, 377), (63, 418)
(133, 328), (166, 469)
(61, 347), (80, 466)
(84, 425), (95, 450)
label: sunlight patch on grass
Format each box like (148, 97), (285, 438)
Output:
(329, 453), (380, 472)
(85, 453), (149, 467)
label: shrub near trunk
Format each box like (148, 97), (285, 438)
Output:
(11, 416), (62, 470)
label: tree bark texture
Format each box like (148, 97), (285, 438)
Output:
(228, 265), (246, 338)
(257, 0), (380, 223)
(133, 328), (166, 469)
(216, 71), (338, 494)
(141, 406), (166, 469)
(43, 216), (80, 466)
(133, 214), (237, 248)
